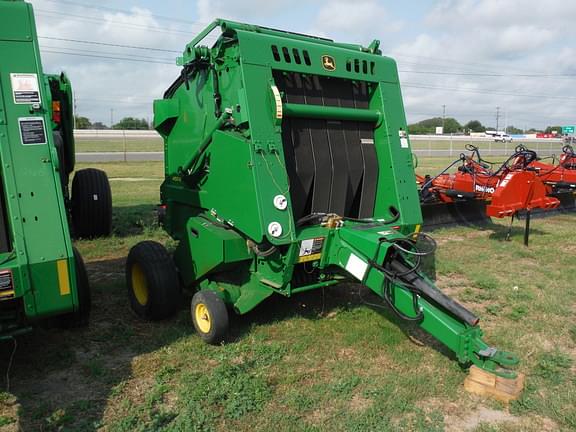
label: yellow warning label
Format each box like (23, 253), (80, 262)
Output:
(297, 253), (322, 263)
(56, 259), (71, 296)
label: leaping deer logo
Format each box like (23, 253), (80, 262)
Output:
(322, 55), (336, 71)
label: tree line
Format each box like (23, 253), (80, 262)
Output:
(407, 117), (563, 135)
(74, 115), (564, 135)
(75, 116), (151, 130)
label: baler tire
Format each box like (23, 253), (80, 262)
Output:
(191, 290), (229, 345)
(126, 241), (180, 321)
(53, 131), (69, 190)
(71, 168), (112, 238)
(59, 247), (91, 328)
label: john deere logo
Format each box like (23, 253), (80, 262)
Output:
(322, 55), (336, 71)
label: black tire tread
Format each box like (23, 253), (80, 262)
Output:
(126, 241), (179, 321)
(71, 168), (112, 238)
(191, 290), (229, 344)
(58, 246), (91, 328)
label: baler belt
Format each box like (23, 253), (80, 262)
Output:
(273, 71), (379, 219)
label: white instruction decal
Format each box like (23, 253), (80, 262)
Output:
(11, 73), (41, 104)
(345, 253), (368, 281)
(18, 117), (47, 145)
(298, 237), (324, 263)
(271, 85), (283, 119)
(400, 138), (409, 148)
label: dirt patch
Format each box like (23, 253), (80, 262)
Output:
(86, 258), (125, 284)
(349, 393), (372, 412)
(444, 406), (519, 431)
(434, 229), (492, 246)
(305, 405), (336, 426)
(337, 348), (356, 360)
(0, 394), (20, 432)
(532, 415), (560, 432)
(435, 274), (471, 297)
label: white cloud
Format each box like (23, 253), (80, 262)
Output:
(428, 0), (576, 29)
(30, 0), (186, 124)
(196, 0), (308, 24)
(310, 0), (403, 44)
(390, 0), (576, 129)
(21, 0), (576, 129)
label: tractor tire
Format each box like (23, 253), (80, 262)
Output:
(126, 241), (180, 321)
(71, 168), (112, 238)
(53, 131), (69, 190)
(59, 247), (91, 328)
(191, 290), (229, 345)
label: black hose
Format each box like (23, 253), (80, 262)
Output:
(388, 260), (479, 326)
(296, 208), (401, 228)
(382, 278), (424, 322)
(420, 154), (466, 192)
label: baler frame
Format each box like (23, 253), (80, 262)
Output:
(0, 0), (112, 340)
(127, 19), (521, 384)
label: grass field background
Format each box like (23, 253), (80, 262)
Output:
(74, 134), (565, 159)
(0, 159), (574, 431)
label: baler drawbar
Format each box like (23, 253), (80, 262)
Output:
(126, 19), (520, 381)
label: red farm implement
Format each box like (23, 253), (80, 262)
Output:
(418, 144), (559, 244)
(526, 144), (576, 196)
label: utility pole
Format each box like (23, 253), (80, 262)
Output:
(442, 104), (446, 131)
(110, 108), (114, 128)
(496, 106), (500, 131)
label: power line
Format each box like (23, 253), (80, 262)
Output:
(42, 0), (211, 27)
(42, 49), (175, 64)
(394, 53), (548, 76)
(402, 82), (576, 101)
(36, 9), (198, 36)
(40, 44), (175, 62)
(39, 36), (181, 53)
(399, 69), (576, 79)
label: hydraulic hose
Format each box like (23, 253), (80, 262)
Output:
(388, 260), (479, 326)
(296, 208), (400, 228)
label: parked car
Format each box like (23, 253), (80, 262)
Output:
(493, 132), (513, 142)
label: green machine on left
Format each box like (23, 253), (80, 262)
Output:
(0, 0), (112, 339)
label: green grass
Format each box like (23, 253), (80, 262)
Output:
(0, 160), (574, 431)
(75, 138), (163, 153)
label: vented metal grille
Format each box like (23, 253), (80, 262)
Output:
(273, 71), (379, 220)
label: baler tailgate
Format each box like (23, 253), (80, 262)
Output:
(274, 71), (378, 219)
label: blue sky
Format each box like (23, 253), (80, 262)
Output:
(30, 0), (576, 130)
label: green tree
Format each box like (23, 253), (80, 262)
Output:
(443, 118), (461, 134)
(506, 125), (523, 134)
(407, 117), (461, 134)
(464, 120), (485, 133)
(74, 116), (91, 129)
(544, 125), (562, 134)
(113, 117), (149, 130)
(92, 122), (109, 130)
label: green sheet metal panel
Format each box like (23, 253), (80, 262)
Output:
(0, 0), (76, 322)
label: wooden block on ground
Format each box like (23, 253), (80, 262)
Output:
(464, 366), (525, 403)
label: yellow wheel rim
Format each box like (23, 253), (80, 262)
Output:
(195, 303), (211, 334)
(131, 264), (149, 306)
